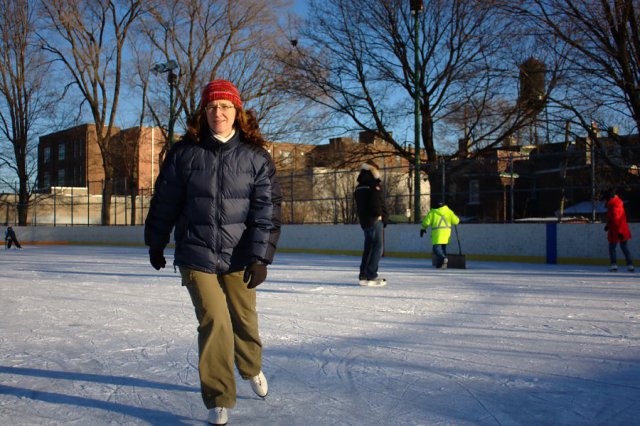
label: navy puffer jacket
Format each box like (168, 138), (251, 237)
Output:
(144, 132), (282, 274)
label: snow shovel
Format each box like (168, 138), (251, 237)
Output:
(446, 225), (466, 269)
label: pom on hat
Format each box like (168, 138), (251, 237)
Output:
(360, 161), (381, 179)
(201, 80), (243, 110)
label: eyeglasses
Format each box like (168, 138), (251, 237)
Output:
(206, 104), (235, 113)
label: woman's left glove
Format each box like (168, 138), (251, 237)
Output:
(149, 248), (166, 270)
(243, 262), (268, 289)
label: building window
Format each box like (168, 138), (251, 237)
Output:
(58, 143), (65, 161)
(44, 146), (51, 164)
(469, 180), (480, 205)
(57, 168), (65, 186)
(279, 151), (292, 166)
(44, 173), (50, 189)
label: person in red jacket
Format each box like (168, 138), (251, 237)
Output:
(604, 189), (634, 272)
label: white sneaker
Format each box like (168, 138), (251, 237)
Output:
(609, 264), (618, 272)
(628, 265), (635, 272)
(366, 278), (386, 287)
(250, 371), (268, 397)
(208, 407), (228, 425)
(359, 279), (370, 286)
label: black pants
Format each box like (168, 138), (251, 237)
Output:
(6, 237), (21, 249)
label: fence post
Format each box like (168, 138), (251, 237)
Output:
(140, 190), (144, 226)
(114, 178), (117, 226)
(124, 177), (128, 226)
(87, 182), (90, 226)
(333, 169), (338, 224)
(290, 169), (294, 224)
(510, 154), (514, 223)
(53, 189), (57, 227)
(590, 127), (596, 222)
(71, 186), (74, 226)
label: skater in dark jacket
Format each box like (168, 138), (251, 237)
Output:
(354, 161), (388, 287)
(144, 79), (282, 426)
(604, 189), (634, 272)
(5, 226), (22, 249)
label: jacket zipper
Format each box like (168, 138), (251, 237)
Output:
(215, 148), (223, 271)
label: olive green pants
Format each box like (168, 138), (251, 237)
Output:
(180, 267), (262, 409)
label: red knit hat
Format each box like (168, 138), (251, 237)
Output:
(201, 79), (243, 110)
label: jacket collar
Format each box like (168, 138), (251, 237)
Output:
(203, 131), (240, 151)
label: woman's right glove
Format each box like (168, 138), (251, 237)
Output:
(149, 248), (166, 270)
(243, 262), (267, 289)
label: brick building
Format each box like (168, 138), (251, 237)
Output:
(38, 124), (167, 195)
(36, 125), (427, 224)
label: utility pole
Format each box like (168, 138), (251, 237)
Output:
(151, 60), (179, 146)
(410, 0), (424, 223)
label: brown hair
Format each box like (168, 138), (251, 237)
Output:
(184, 102), (267, 148)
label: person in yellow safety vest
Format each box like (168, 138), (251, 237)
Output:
(420, 200), (459, 269)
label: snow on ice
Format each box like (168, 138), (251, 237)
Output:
(1, 245), (639, 425)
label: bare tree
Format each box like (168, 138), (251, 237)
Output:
(38, 0), (143, 225)
(0, 0), (54, 224)
(501, 0), (640, 136)
(275, 0), (546, 209)
(135, 0), (301, 146)
(119, 30), (156, 225)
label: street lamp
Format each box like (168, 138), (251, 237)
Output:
(410, 0), (423, 223)
(151, 60), (179, 146)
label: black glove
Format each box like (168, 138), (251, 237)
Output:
(604, 225), (609, 231)
(420, 229), (426, 238)
(243, 262), (268, 289)
(149, 248), (166, 270)
(618, 233), (624, 240)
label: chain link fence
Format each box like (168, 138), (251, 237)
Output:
(2, 143), (639, 225)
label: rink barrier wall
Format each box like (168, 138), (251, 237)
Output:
(6, 223), (639, 266)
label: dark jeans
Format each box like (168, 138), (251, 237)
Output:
(6, 237), (21, 249)
(432, 244), (448, 268)
(360, 220), (383, 280)
(609, 241), (633, 265)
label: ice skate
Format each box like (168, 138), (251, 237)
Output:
(208, 407), (228, 425)
(441, 257), (448, 269)
(628, 265), (635, 272)
(250, 371), (268, 397)
(364, 277), (386, 287)
(609, 264), (618, 272)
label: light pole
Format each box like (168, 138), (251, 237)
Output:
(410, 0), (423, 223)
(151, 60), (179, 146)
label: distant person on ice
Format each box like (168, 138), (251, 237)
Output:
(420, 200), (459, 269)
(144, 79), (282, 426)
(354, 160), (388, 287)
(5, 226), (22, 249)
(603, 189), (634, 272)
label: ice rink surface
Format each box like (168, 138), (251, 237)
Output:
(1, 245), (639, 425)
